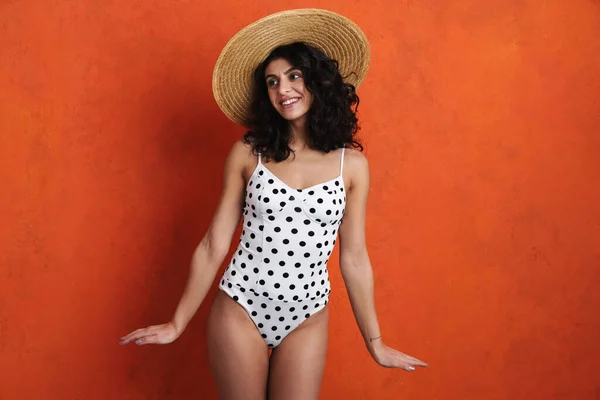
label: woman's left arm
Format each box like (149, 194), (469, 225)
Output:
(338, 150), (428, 371)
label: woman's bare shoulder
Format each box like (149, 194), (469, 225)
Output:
(225, 138), (257, 179)
(228, 138), (254, 157)
(345, 147), (369, 172)
(343, 147), (369, 190)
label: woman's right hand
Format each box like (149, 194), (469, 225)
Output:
(119, 321), (181, 346)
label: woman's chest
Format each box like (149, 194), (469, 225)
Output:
(245, 165), (346, 227)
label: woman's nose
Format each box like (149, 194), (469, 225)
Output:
(278, 78), (292, 94)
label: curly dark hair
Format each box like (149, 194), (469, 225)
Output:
(243, 42), (364, 162)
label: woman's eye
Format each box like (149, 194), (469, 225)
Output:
(291, 73), (301, 79)
(267, 80), (278, 87)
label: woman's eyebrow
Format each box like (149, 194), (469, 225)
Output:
(265, 67), (300, 80)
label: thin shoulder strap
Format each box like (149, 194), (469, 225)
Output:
(257, 151), (262, 165)
(340, 147), (346, 175)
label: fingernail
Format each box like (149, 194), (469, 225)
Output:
(135, 339), (142, 345)
(408, 366), (415, 371)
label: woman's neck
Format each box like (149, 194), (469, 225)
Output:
(289, 117), (309, 151)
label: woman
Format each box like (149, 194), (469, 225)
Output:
(120, 9), (427, 399)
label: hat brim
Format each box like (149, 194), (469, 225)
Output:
(212, 8), (370, 126)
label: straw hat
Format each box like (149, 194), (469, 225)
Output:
(212, 8), (370, 126)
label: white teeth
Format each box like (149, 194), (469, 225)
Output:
(282, 98), (299, 106)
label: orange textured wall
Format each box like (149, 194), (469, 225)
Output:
(1, 1), (599, 399)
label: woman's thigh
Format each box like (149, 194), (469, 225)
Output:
(267, 305), (329, 400)
(206, 289), (270, 400)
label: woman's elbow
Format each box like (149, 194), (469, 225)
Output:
(340, 247), (369, 271)
(197, 233), (230, 264)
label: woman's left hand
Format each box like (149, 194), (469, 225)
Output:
(371, 342), (429, 371)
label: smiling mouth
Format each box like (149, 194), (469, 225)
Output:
(281, 98), (300, 108)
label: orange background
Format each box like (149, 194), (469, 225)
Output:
(1, 1), (599, 399)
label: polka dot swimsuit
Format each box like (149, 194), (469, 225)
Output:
(219, 147), (346, 348)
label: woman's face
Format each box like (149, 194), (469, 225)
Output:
(264, 58), (313, 123)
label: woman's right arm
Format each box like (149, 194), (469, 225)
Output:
(119, 139), (250, 346)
